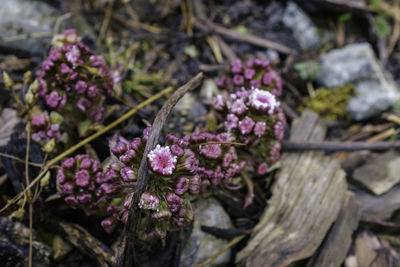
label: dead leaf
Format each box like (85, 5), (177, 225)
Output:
(0, 108), (21, 146)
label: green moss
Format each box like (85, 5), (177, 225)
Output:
(300, 85), (354, 120)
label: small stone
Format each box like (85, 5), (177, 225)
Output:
(282, 1), (320, 50)
(180, 198), (233, 267)
(317, 43), (400, 120)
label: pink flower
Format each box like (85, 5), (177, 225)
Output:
(139, 191), (160, 210)
(61, 157), (75, 169)
(231, 59), (243, 73)
(257, 162), (268, 175)
(238, 116), (255, 135)
(175, 177), (189, 195)
(231, 99), (247, 115)
(233, 75), (244, 86)
(225, 114), (239, 130)
(87, 85), (98, 98)
(249, 79), (261, 88)
(248, 88), (278, 114)
(274, 121), (285, 141)
(75, 80), (87, 94)
(65, 195), (78, 206)
(119, 149), (136, 165)
(170, 144), (184, 157)
(147, 145), (177, 176)
(31, 112), (48, 128)
(120, 166), (135, 181)
(78, 193), (92, 204)
(45, 91), (61, 108)
(200, 144), (222, 159)
(76, 97), (91, 112)
(189, 175), (201, 195)
(254, 121), (267, 137)
(213, 94), (225, 110)
(216, 76), (226, 88)
(183, 150), (199, 174)
(244, 68), (255, 79)
(75, 169), (90, 187)
(166, 192), (184, 213)
(60, 63), (72, 74)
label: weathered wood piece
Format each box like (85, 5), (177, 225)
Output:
(54, 220), (114, 266)
(307, 191), (360, 267)
(236, 110), (347, 266)
(352, 150), (400, 195)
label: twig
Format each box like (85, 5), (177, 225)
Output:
(24, 124), (33, 267)
(0, 152), (42, 167)
(114, 72), (204, 267)
(0, 87), (172, 214)
(0, 32), (52, 42)
(195, 19), (295, 54)
(282, 140), (400, 151)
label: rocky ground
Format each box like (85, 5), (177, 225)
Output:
(2, 0), (400, 266)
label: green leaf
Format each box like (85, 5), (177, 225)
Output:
(392, 102), (400, 111)
(79, 119), (92, 136)
(374, 16), (391, 38)
(293, 61), (322, 81)
(338, 13), (352, 22)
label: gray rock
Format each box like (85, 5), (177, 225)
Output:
(352, 150), (400, 195)
(317, 43), (400, 120)
(180, 198), (233, 267)
(282, 1), (320, 50)
(0, 0), (59, 55)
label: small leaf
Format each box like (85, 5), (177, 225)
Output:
(374, 16), (391, 38)
(338, 13), (352, 22)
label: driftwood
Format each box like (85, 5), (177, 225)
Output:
(306, 191), (360, 267)
(236, 110), (347, 266)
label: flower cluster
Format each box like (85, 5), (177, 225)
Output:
(217, 58), (282, 97)
(213, 87), (285, 174)
(31, 111), (64, 143)
(57, 154), (105, 214)
(33, 29), (114, 139)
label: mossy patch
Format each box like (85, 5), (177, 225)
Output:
(299, 84), (354, 120)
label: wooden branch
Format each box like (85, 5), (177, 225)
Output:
(194, 19), (295, 55)
(114, 73), (204, 267)
(53, 220), (114, 266)
(282, 140), (400, 151)
(236, 110), (347, 266)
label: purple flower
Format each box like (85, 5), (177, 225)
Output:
(248, 88), (278, 114)
(61, 182), (74, 195)
(75, 80), (87, 94)
(238, 116), (255, 135)
(183, 150), (199, 174)
(78, 193), (92, 204)
(139, 192), (160, 210)
(61, 157), (75, 169)
(254, 121), (267, 137)
(31, 112), (48, 128)
(151, 210), (172, 220)
(189, 175), (201, 195)
(56, 170), (66, 184)
(175, 177), (189, 195)
(231, 99), (247, 115)
(111, 142), (128, 157)
(101, 216), (117, 233)
(257, 162), (268, 175)
(213, 94), (225, 111)
(249, 79), (261, 88)
(231, 59), (243, 73)
(225, 114), (239, 130)
(233, 75), (244, 86)
(147, 145), (177, 176)
(87, 85), (98, 98)
(120, 167), (135, 182)
(65, 196), (78, 206)
(60, 63), (72, 74)
(75, 170), (90, 187)
(170, 144), (184, 157)
(76, 97), (91, 112)
(119, 149), (136, 165)
(200, 144), (222, 159)
(166, 192), (184, 213)
(130, 138), (142, 151)
(45, 91), (61, 108)
(80, 158), (92, 169)
(244, 68), (255, 80)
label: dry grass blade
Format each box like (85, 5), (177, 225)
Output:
(115, 72), (204, 267)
